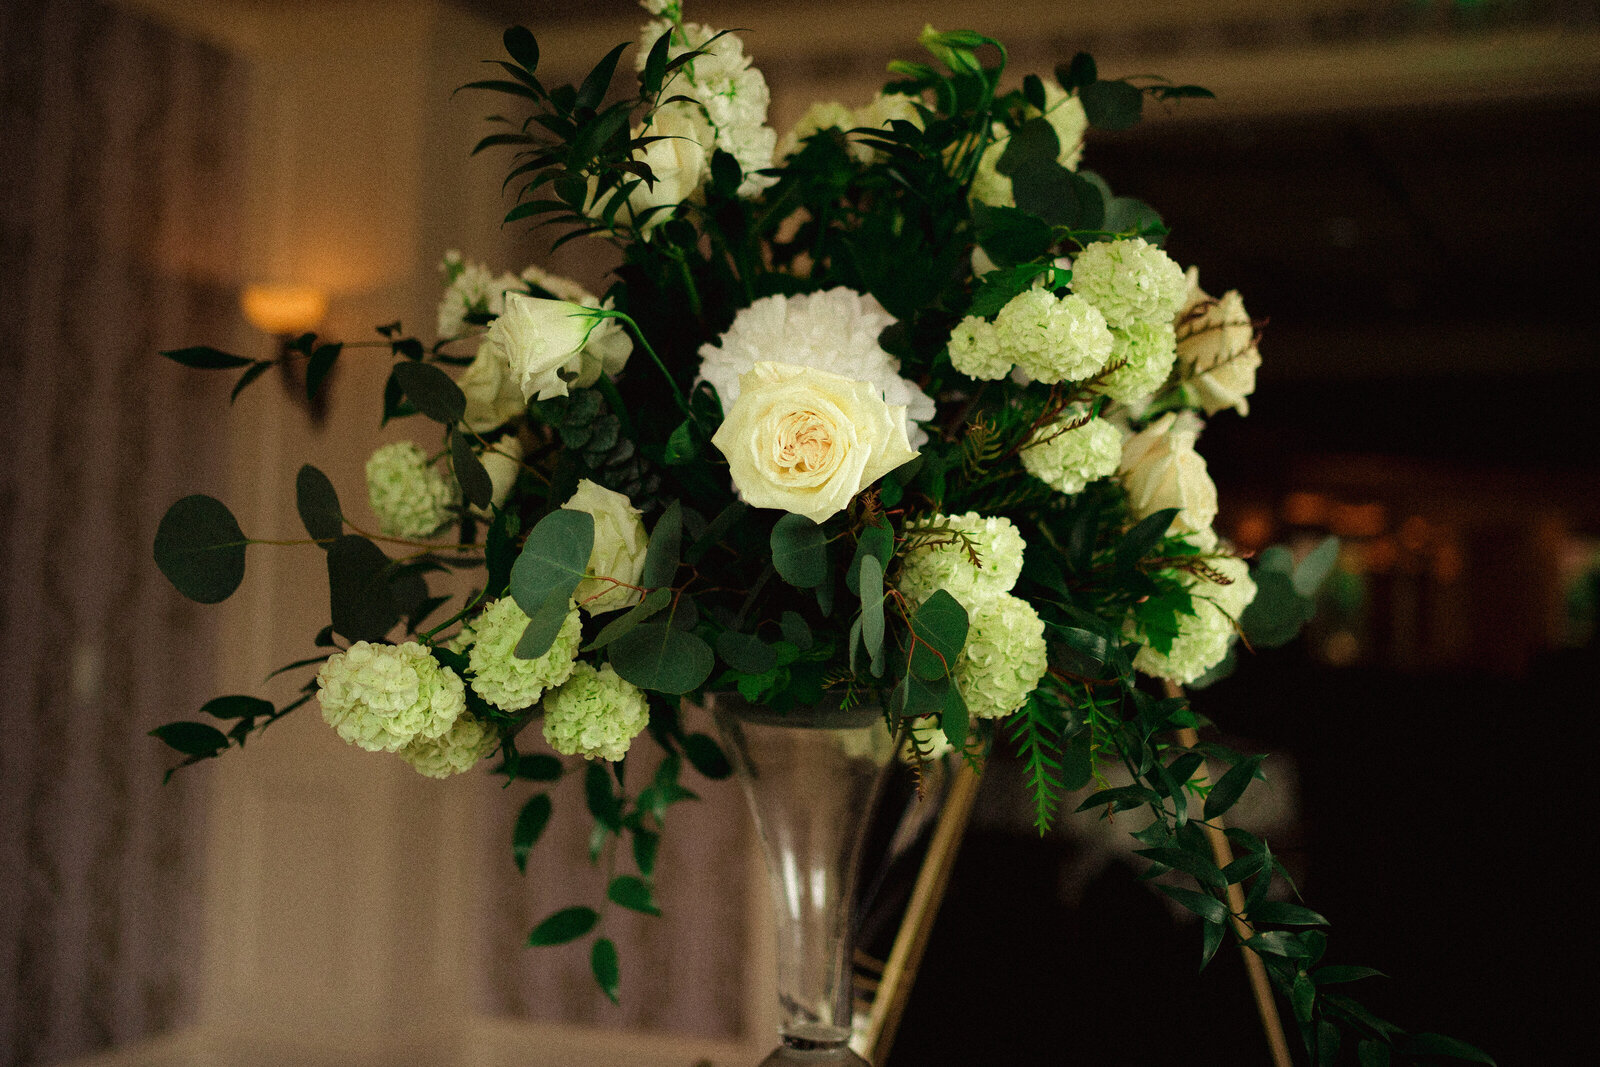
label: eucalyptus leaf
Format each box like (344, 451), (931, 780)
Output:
(450, 431), (494, 509)
(514, 590), (575, 660)
(640, 500), (682, 588)
(859, 554), (886, 677)
(771, 514), (827, 588)
(295, 465), (343, 545)
(326, 535), (398, 642)
(510, 509), (594, 617)
(391, 360), (466, 425)
(154, 494), (248, 604)
(585, 587), (672, 651)
(608, 622), (714, 694)
(716, 630), (776, 674)
(909, 590), (968, 680)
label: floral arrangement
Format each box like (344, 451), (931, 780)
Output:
(150, 3), (1492, 1063)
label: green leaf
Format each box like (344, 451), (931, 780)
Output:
(1116, 507), (1180, 572)
(966, 261), (1050, 316)
(576, 42), (628, 111)
(492, 753), (564, 781)
(685, 501), (747, 564)
(780, 611), (813, 650)
(858, 553), (886, 677)
(502, 26), (539, 72)
(845, 522), (894, 595)
(608, 622), (714, 694)
(391, 360), (466, 425)
(607, 875), (661, 916)
(450, 431), (494, 509)
(631, 828), (660, 877)
(1199, 917), (1226, 969)
(1081, 78), (1143, 130)
(585, 761), (622, 829)
(1358, 1040), (1394, 1067)
(640, 500), (682, 589)
(591, 937), (621, 1005)
(1075, 785), (1159, 814)
(514, 590), (575, 660)
(162, 345), (253, 369)
(1294, 535), (1340, 597)
(512, 794), (552, 873)
(154, 494), (248, 604)
(909, 590), (969, 680)
(1156, 883), (1227, 925)
(149, 721), (229, 757)
(510, 509), (594, 617)
(201, 695), (273, 719)
(940, 691), (970, 753)
(305, 342), (341, 402)
(1398, 1034), (1495, 1064)
(526, 905), (597, 946)
(682, 732), (732, 780)
(295, 465), (343, 545)
(1251, 901), (1330, 927)
(1134, 846), (1226, 891)
(996, 117), (1060, 177)
(716, 630), (776, 674)
(585, 587), (672, 651)
(1203, 753), (1266, 821)
(771, 514), (827, 588)
(663, 419), (698, 465)
(1243, 930), (1316, 959)
(639, 22), (670, 94)
(1314, 965), (1386, 986)
(1010, 159), (1085, 228)
(326, 535), (399, 642)
(970, 204), (1053, 271)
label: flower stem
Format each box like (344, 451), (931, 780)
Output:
(604, 310), (693, 419)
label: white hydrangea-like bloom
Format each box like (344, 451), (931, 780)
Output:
(1133, 556), (1257, 684)
(636, 19), (776, 198)
(1070, 238), (1188, 328)
(542, 662), (651, 762)
(946, 315), (1010, 381)
(437, 251), (521, 339)
(994, 289), (1114, 384)
(1020, 408), (1123, 494)
(777, 100), (854, 159)
(316, 641), (466, 753)
(955, 593), (1049, 719)
(969, 84), (1089, 209)
(898, 512), (1025, 610)
(366, 441), (457, 538)
(698, 288), (935, 446)
(399, 711), (499, 778)
(1097, 321), (1178, 405)
(780, 92), (925, 162)
(467, 597), (582, 712)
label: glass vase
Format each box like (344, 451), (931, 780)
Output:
(707, 691), (897, 1066)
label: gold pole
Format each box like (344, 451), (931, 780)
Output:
(1165, 679), (1295, 1067)
(860, 760), (983, 1064)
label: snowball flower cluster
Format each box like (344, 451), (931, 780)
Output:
(399, 712), (499, 779)
(542, 662), (651, 762)
(1069, 238), (1188, 328)
(1097, 321), (1178, 405)
(994, 289), (1114, 384)
(699, 288), (935, 447)
(467, 596), (582, 711)
(1020, 407), (1123, 494)
(1119, 412), (1219, 549)
(1133, 557), (1257, 684)
(955, 594), (1050, 719)
(969, 83), (1089, 209)
(437, 251), (520, 339)
(1175, 269), (1261, 416)
(316, 641), (466, 753)
(366, 441), (457, 538)
(946, 315), (1009, 381)
(898, 512), (1026, 613)
(636, 17), (776, 198)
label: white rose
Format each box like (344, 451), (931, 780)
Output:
(711, 361), (919, 524)
(1175, 270), (1261, 416)
(458, 341), (527, 433)
(481, 292), (599, 403)
(477, 436), (524, 515)
(561, 479), (648, 615)
(1119, 412), (1218, 549)
(592, 102), (709, 235)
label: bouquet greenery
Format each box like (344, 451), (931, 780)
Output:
(151, 3), (1492, 1063)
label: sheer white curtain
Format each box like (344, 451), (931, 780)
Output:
(0, 2), (245, 1063)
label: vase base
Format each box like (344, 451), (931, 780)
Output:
(757, 1046), (871, 1066)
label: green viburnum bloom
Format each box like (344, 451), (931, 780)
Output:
(399, 711), (499, 779)
(994, 289), (1113, 385)
(316, 641), (466, 753)
(1069, 237), (1188, 328)
(898, 512), (1025, 610)
(1019, 408), (1123, 495)
(542, 662), (650, 762)
(1132, 556), (1257, 684)
(366, 441), (458, 539)
(467, 596), (582, 712)
(1097, 321), (1179, 405)
(955, 593), (1049, 720)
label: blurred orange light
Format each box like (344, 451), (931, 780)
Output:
(1283, 491), (1330, 526)
(1232, 508), (1275, 552)
(1330, 502), (1388, 539)
(241, 284), (328, 336)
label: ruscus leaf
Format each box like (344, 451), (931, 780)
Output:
(526, 905), (597, 946)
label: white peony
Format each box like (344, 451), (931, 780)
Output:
(561, 479), (648, 614)
(1119, 412), (1219, 550)
(698, 287), (935, 446)
(366, 441), (457, 538)
(711, 361), (919, 524)
(542, 661), (651, 762)
(1133, 556), (1257, 684)
(1069, 238), (1188, 328)
(481, 292), (601, 403)
(1020, 409), (1123, 495)
(316, 641), (465, 753)
(1175, 269), (1261, 416)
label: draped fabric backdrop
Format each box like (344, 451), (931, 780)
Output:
(0, 1), (245, 1063)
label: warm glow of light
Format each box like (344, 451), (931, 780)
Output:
(1329, 502), (1388, 539)
(1282, 491), (1330, 526)
(241, 284), (328, 336)
(1232, 508), (1275, 552)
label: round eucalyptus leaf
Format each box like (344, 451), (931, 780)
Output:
(153, 494), (248, 604)
(608, 622), (713, 694)
(391, 360), (466, 425)
(295, 465), (343, 545)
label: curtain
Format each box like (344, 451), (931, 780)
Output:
(0, 1), (245, 1063)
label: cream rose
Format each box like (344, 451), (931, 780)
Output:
(1175, 269), (1261, 416)
(480, 292), (599, 403)
(561, 479), (648, 614)
(458, 340), (527, 433)
(1119, 412), (1218, 549)
(591, 102), (709, 235)
(711, 361), (919, 524)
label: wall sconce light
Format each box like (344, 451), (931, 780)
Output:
(240, 284), (331, 422)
